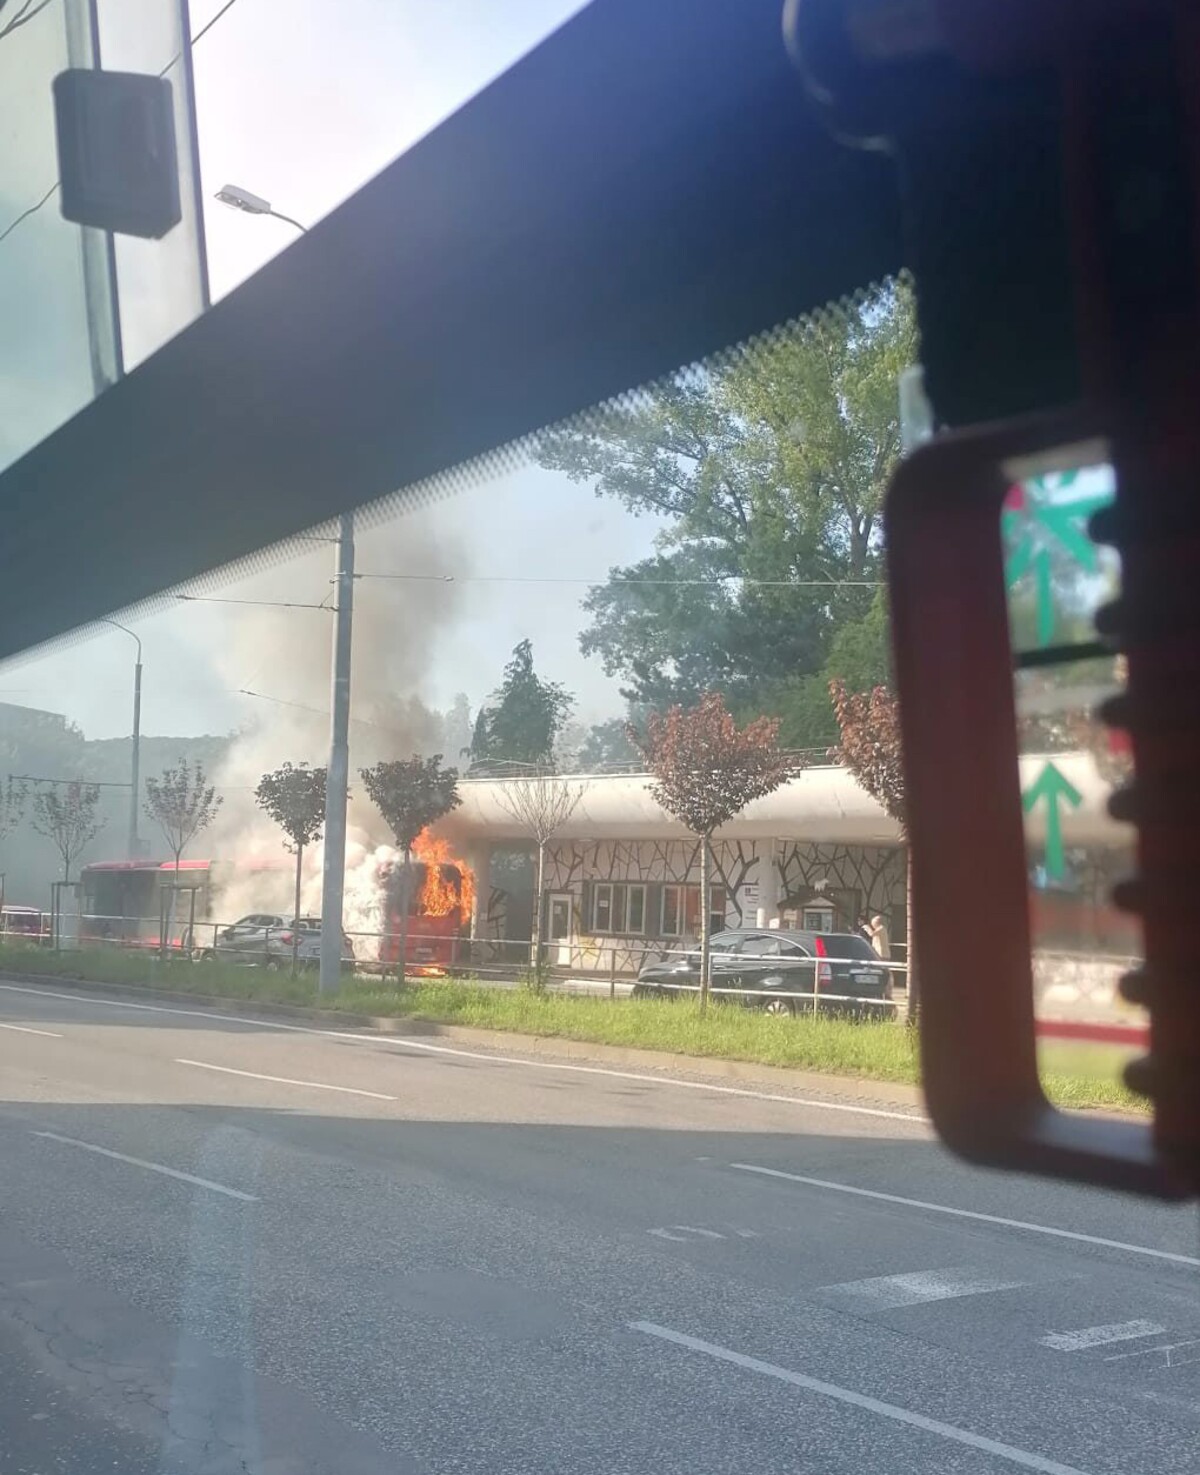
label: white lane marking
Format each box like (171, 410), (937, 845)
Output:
(630, 1321), (1094, 1475)
(731, 1163), (1200, 1268)
(820, 1267), (1026, 1310)
(0, 981), (926, 1124)
(672, 1225), (725, 1239)
(648, 1228), (689, 1242)
(174, 1058), (396, 1101)
(1105, 1338), (1200, 1368)
(0, 1021), (61, 1037)
(1040, 1320), (1166, 1353)
(31, 1131), (256, 1202)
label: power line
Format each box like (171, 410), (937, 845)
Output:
(176, 594), (334, 611)
(354, 572), (883, 589)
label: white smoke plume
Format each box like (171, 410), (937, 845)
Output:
(201, 507), (468, 952)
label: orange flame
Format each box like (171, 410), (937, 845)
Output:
(411, 828), (476, 920)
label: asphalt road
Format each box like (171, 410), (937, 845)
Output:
(0, 978), (1195, 1474)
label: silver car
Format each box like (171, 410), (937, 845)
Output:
(205, 914), (355, 971)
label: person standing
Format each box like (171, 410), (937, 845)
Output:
(867, 913), (891, 959)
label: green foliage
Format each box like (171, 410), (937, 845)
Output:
(756, 590), (893, 749)
(360, 754), (460, 852)
(254, 762), (327, 853)
(470, 640), (574, 769)
(536, 284), (915, 713)
(573, 717), (643, 771)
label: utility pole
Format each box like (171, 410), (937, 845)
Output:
(100, 620), (143, 858)
(130, 653), (142, 857)
(319, 511), (354, 992)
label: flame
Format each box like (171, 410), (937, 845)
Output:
(411, 828), (476, 920)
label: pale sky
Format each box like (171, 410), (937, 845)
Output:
(1, 0), (666, 739)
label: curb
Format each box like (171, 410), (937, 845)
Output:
(0, 968), (928, 1114)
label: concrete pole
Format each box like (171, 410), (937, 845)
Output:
(129, 657), (142, 859)
(319, 512), (355, 992)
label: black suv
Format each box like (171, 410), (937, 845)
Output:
(634, 929), (894, 1016)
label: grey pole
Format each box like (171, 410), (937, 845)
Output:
(130, 655), (142, 858)
(100, 620), (142, 858)
(319, 512), (355, 992)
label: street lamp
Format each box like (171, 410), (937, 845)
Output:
(214, 183), (308, 237)
(99, 619), (142, 859)
(216, 184), (353, 994)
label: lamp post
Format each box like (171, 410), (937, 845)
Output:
(215, 185), (354, 993)
(99, 619), (142, 859)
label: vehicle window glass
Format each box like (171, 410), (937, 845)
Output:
(777, 938), (807, 957)
(744, 935), (779, 958)
(821, 934), (877, 961)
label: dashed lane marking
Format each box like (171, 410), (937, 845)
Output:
(1039, 1321), (1166, 1353)
(819, 1267), (1027, 1310)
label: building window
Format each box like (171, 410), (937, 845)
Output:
(591, 882), (647, 934)
(661, 884), (726, 937)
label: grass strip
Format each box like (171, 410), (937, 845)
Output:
(0, 945), (1145, 1114)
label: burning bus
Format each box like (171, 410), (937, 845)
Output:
(79, 858), (290, 950)
(377, 830), (475, 974)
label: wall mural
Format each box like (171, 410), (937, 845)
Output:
(776, 842), (906, 938)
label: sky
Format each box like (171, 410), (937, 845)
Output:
(0, 0), (667, 740)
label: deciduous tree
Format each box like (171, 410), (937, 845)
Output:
(495, 773), (583, 987)
(537, 285), (914, 717)
(360, 755), (461, 984)
(144, 759), (222, 880)
(255, 763), (327, 975)
(31, 781), (103, 884)
(629, 694), (795, 1011)
(829, 681), (913, 1017)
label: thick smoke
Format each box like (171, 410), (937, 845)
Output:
(203, 508), (466, 950)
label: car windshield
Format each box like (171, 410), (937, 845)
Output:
(0, 5), (1189, 1474)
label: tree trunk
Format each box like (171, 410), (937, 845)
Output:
(532, 839), (546, 989)
(904, 840), (919, 1027)
(698, 833), (712, 1015)
(291, 842), (303, 977)
(397, 846), (412, 987)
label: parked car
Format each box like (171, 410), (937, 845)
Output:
(633, 929), (893, 1016)
(203, 914), (355, 971)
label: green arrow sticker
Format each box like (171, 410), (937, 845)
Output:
(1003, 476), (1114, 648)
(1022, 761), (1083, 880)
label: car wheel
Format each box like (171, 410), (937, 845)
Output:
(264, 958), (281, 972)
(199, 949), (216, 962)
(761, 995), (795, 1017)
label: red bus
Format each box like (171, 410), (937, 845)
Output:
(377, 836), (474, 973)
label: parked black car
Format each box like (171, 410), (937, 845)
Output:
(633, 929), (894, 1016)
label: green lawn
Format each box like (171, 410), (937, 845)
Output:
(0, 943), (1146, 1114)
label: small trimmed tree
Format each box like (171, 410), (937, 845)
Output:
(145, 760), (222, 947)
(32, 780), (104, 884)
(629, 694), (795, 1012)
(829, 680), (913, 1018)
(495, 772), (583, 987)
(255, 763), (327, 975)
(360, 755), (461, 984)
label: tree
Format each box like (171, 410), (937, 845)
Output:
(144, 758), (222, 885)
(31, 781), (104, 884)
(254, 763), (327, 975)
(495, 773), (583, 988)
(537, 284), (914, 715)
(571, 716), (645, 771)
(828, 681), (913, 1019)
(629, 694), (795, 1012)
(469, 640), (575, 770)
(360, 755), (461, 984)
(0, 776), (27, 907)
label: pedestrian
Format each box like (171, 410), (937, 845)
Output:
(866, 912), (891, 959)
(857, 912), (872, 944)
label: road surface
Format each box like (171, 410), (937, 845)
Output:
(0, 976), (1195, 1473)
